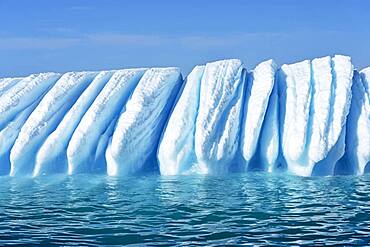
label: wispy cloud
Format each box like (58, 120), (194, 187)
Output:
(0, 31), (344, 51)
(86, 33), (171, 46)
(178, 32), (284, 48)
(67, 6), (94, 11)
(0, 37), (82, 50)
(86, 32), (285, 48)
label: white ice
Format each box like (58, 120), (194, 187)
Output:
(343, 69), (370, 175)
(311, 55), (353, 175)
(0, 101), (39, 175)
(194, 59), (246, 174)
(258, 80), (280, 172)
(0, 55), (367, 177)
(279, 59), (312, 170)
(67, 69), (146, 175)
(279, 55), (353, 176)
(241, 59), (278, 171)
(34, 71), (114, 176)
(0, 77), (23, 96)
(158, 66), (205, 175)
(106, 67), (182, 176)
(307, 56), (333, 163)
(0, 73), (60, 130)
(10, 72), (97, 176)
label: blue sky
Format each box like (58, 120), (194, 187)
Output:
(0, 0), (369, 77)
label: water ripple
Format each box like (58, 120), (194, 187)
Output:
(0, 174), (369, 245)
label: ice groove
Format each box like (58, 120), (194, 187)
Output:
(0, 55), (368, 177)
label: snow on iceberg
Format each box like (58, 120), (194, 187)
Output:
(0, 55), (368, 177)
(0, 73), (60, 130)
(241, 59), (278, 172)
(10, 72), (97, 176)
(278, 55), (353, 176)
(279, 59), (312, 167)
(194, 59), (246, 174)
(0, 73), (60, 174)
(106, 68), (182, 176)
(0, 100), (39, 175)
(0, 77), (22, 96)
(34, 71), (115, 176)
(340, 69), (370, 175)
(258, 78), (280, 173)
(158, 66), (205, 175)
(67, 69), (146, 174)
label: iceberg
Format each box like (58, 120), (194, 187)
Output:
(0, 100), (39, 175)
(258, 79), (280, 172)
(158, 66), (205, 175)
(194, 59), (246, 174)
(0, 73), (60, 174)
(34, 71), (115, 176)
(10, 72), (97, 176)
(0, 73), (60, 130)
(278, 55), (353, 176)
(340, 69), (370, 175)
(0, 55), (368, 177)
(278, 59), (312, 170)
(241, 59), (278, 172)
(106, 68), (182, 176)
(67, 69), (146, 174)
(0, 77), (22, 96)
(159, 59), (245, 175)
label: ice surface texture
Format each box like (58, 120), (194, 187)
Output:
(0, 55), (369, 177)
(106, 68), (182, 176)
(278, 55), (353, 176)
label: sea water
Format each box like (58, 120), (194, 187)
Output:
(0, 173), (369, 245)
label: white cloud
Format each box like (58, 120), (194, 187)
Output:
(0, 37), (82, 50)
(85, 32), (284, 48)
(0, 31), (343, 51)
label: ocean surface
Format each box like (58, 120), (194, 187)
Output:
(0, 173), (369, 246)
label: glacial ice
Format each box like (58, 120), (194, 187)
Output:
(0, 101), (39, 175)
(279, 59), (312, 168)
(194, 59), (246, 174)
(67, 69), (146, 174)
(158, 60), (246, 175)
(341, 69), (370, 175)
(10, 72), (97, 176)
(0, 73), (61, 174)
(0, 77), (22, 96)
(0, 73), (60, 130)
(158, 66), (204, 175)
(257, 77), (280, 173)
(0, 55), (368, 177)
(278, 55), (353, 176)
(34, 71), (115, 176)
(241, 59), (278, 172)
(106, 68), (182, 176)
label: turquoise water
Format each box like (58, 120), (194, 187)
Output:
(0, 174), (369, 246)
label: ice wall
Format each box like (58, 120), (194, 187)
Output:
(339, 69), (370, 175)
(194, 59), (246, 174)
(278, 55), (353, 176)
(159, 59), (246, 175)
(106, 68), (182, 176)
(67, 69), (146, 174)
(241, 59), (279, 172)
(0, 55), (368, 177)
(10, 72), (97, 176)
(158, 66), (204, 175)
(0, 73), (61, 175)
(34, 71), (115, 176)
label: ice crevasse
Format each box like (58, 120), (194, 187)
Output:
(0, 55), (369, 177)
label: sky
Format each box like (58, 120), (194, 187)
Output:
(0, 0), (369, 77)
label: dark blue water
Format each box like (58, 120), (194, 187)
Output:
(0, 174), (369, 246)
